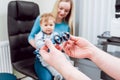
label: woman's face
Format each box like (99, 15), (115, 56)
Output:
(57, 1), (71, 20)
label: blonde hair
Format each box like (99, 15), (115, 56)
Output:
(51, 0), (74, 34)
(40, 13), (55, 24)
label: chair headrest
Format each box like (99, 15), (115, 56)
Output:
(8, 1), (39, 20)
(17, 1), (39, 20)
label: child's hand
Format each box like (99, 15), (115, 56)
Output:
(55, 44), (62, 51)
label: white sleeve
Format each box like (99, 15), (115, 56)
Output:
(35, 32), (45, 49)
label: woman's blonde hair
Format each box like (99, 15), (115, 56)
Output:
(52, 0), (74, 34)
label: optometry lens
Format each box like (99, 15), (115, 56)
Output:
(54, 35), (62, 44)
(62, 32), (70, 41)
(54, 32), (70, 44)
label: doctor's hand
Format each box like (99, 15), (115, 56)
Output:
(40, 39), (71, 69)
(63, 35), (96, 59)
(40, 39), (91, 80)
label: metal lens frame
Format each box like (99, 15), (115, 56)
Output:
(53, 35), (62, 44)
(62, 32), (70, 41)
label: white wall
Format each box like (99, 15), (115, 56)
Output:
(110, 18), (120, 37)
(75, 0), (116, 44)
(0, 0), (57, 41)
(0, 0), (11, 41)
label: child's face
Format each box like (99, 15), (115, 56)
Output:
(41, 19), (55, 35)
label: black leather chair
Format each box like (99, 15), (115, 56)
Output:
(7, 1), (39, 79)
(115, 0), (120, 18)
(116, 0), (120, 12)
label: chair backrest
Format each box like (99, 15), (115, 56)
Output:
(116, 0), (120, 12)
(8, 1), (40, 63)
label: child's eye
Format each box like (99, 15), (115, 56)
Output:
(50, 24), (53, 26)
(45, 24), (47, 26)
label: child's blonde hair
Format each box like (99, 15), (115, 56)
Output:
(40, 13), (55, 24)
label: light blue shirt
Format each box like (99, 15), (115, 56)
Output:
(35, 31), (58, 49)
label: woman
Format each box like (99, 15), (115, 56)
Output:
(28, 0), (74, 80)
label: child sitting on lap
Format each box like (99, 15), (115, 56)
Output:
(34, 13), (63, 80)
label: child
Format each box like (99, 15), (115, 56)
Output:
(34, 13), (63, 80)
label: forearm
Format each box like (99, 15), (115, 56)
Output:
(29, 39), (36, 49)
(55, 59), (91, 80)
(90, 47), (120, 80)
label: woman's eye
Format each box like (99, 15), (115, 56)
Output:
(59, 7), (63, 10)
(65, 10), (69, 13)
